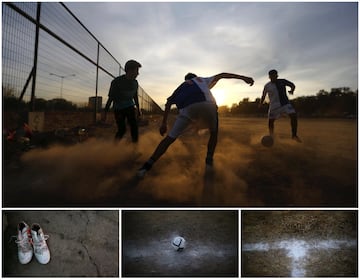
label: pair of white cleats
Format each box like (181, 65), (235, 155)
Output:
(15, 221), (50, 265)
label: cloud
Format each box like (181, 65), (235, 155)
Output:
(65, 2), (357, 106)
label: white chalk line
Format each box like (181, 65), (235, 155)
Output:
(242, 239), (357, 277)
(124, 239), (236, 260)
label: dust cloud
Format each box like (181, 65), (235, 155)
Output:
(4, 118), (357, 207)
(15, 129), (252, 206)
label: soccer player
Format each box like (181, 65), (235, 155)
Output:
(103, 59), (142, 142)
(137, 72), (254, 177)
(259, 69), (301, 142)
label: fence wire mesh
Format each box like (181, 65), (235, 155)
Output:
(2, 2), (162, 114)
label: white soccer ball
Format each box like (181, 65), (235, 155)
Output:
(171, 236), (186, 251)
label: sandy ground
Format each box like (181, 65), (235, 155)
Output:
(3, 116), (357, 207)
(2, 210), (119, 277)
(122, 210), (238, 277)
(241, 210), (357, 277)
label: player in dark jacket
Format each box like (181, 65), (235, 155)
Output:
(103, 59), (142, 142)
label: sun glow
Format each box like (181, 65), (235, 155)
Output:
(211, 88), (226, 106)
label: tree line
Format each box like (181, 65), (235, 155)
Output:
(219, 87), (357, 118)
(3, 86), (81, 112)
(3, 86), (358, 118)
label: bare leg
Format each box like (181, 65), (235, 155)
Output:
(289, 113), (298, 137)
(205, 113), (218, 166)
(150, 136), (176, 162)
(268, 118), (275, 136)
(138, 136), (176, 172)
(289, 113), (302, 142)
(206, 130), (218, 166)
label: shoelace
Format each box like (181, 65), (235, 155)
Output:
(10, 234), (33, 252)
(33, 234), (49, 254)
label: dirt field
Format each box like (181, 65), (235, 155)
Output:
(3, 116), (357, 207)
(241, 211), (357, 277)
(122, 210), (238, 277)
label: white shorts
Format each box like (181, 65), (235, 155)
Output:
(168, 102), (218, 139)
(268, 104), (296, 119)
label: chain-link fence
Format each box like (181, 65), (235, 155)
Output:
(2, 2), (163, 116)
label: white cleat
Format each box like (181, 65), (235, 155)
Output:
(31, 224), (50, 264)
(15, 222), (33, 264)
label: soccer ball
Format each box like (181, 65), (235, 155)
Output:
(261, 135), (274, 147)
(171, 236), (186, 251)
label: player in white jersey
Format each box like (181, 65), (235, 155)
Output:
(259, 69), (301, 142)
(137, 72), (254, 177)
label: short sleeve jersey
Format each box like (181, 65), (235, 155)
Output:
(263, 79), (294, 110)
(108, 75), (139, 110)
(166, 76), (216, 109)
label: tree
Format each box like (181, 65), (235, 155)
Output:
(46, 98), (77, 111)
(218, 105), (230, 115)
(2, 86), (27, 111)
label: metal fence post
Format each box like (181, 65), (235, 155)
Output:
(30, 2), (41, 112)
(94, 42), (100, 123)
(3, 2), (162, 117)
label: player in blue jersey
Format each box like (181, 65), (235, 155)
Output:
(137, 72), (254, 178)
(259, 69), (301, 142)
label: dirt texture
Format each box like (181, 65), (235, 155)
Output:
(3, 116), (357, 207)
(241, 211), (357, 277)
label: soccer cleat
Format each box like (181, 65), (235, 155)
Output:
(136, 168), (147, 178)
(136, 161), (153, 178)
(292, 135), (302, 143)
(15, 221), (33, 264)
(31, 223), (50, 264)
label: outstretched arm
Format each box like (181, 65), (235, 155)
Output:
(209, 72), (254, 88)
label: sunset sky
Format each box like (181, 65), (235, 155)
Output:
(66, 2), (358, 107)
